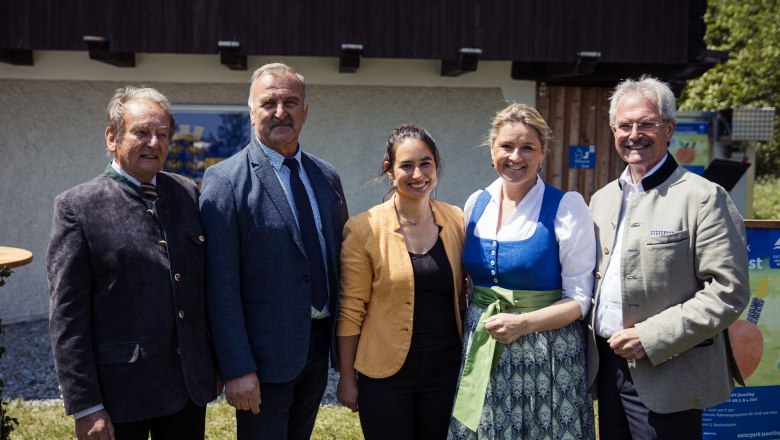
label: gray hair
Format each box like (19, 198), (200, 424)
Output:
(608, 75), (676, 125)
(247, 62), (307, 108)
(106, 86), (175, 154)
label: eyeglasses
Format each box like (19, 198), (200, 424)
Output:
(611, 121), (662, 134)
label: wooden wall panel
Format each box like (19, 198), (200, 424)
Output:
(537, 83), (622, 203)
(1, 0), (700, 63)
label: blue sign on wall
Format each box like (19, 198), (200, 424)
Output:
(568, 145), (596, 169)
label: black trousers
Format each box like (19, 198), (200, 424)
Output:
(596, 336), (703, 440)
(113, 397), (206, 440)
(236, 317), (330, 440)
(357, 345), (461, 440)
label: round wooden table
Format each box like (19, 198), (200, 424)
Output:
(0, 246), (33, 268)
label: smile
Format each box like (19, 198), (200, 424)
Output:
(408, 181), (428, 189)
(622, 140), (652, 151)
(504, 162), (525, 170)
(140, 154), (159, 159)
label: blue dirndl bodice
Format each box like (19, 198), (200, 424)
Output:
(463, 184), (565, 291)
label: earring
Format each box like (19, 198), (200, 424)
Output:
(538, 163), (543, 172)
(490, 161), (494, 168)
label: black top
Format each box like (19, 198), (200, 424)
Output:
(408, 234), (460, 352)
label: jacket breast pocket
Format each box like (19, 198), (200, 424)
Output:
(93, 342), (142, 365)
(646, 230), (689, 245)
(643, 229), (691, 274)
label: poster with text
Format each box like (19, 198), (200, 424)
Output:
(703, 226), (780, 439)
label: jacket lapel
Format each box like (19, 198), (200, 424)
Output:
(247, 144), (305, 255)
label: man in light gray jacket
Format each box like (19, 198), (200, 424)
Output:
(587, 75), (749, 440)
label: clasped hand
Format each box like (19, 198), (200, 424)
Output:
(607, 328), (646, 361)
(483, 313), (529, 344)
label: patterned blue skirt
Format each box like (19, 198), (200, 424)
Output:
(448, 305), (595, 440)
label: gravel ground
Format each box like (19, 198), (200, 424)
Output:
(0, 318), (341, 405)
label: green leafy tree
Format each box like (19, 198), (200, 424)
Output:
(680, 0), (780, 177)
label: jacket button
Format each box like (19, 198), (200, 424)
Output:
(174, 273), (181, 282)
(595, 272), (602, 279)
(176, 347), (181, 355)
(603, 246), (609, 254)
(303, 275), (311, 282)
(304, 310), (311, 317)
(198, 234), (205, 242)
(159, 240), (167, 247)
(146, 209), (154, 216)
(178, 310), (185, 319)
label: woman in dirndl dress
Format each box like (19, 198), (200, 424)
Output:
(449, 103), (596, 440)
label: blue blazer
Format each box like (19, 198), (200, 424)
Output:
(200, 138), (348, 383)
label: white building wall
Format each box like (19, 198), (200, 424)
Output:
(0, 52), (534, 322)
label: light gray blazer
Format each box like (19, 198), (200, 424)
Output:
(587, 154), (749, 413)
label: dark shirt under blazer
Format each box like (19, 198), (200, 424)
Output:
(47, 170), (217, 422)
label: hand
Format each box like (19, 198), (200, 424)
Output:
(225, 372), (261, 414)
(336, 374), (359, 412)
(75, 409), (114, 440)
(608, 328), (646, 361)
(483, 313), (528, 344)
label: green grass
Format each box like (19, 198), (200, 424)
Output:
(5, 400), (364, 439)
(4, 399), (601, 438)
(753, 175), (780, 219)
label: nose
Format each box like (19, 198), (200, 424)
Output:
(274, 102), (287, 118)
(628, 124), (642, 139)
(148, 134), (160, 147)
(412, 166), (423, 178)
(508, 147), (522, 160)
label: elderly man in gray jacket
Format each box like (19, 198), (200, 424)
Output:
(587, 76), (749, 440)
(47, 86), (218, 440)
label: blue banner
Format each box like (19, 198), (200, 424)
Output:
(704, 226), (780, 439)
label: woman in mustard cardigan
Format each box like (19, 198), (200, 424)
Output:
(337, 124), (467, 439)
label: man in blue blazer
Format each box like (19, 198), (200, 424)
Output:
(200, 63), (349, 439)
(48, 86), (218, 439)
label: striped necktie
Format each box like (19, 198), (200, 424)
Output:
(139, 182), (158, 202)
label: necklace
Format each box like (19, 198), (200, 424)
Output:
(397, 213), (420, 226)
(394, 198), (430, 227)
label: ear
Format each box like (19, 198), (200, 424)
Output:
(662, 120), (676, 147)
(105, 127), (117, 155)
(664, 120), (676, 139)
(384, 160), (393, 180)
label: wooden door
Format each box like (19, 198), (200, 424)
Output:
(536, 83), (624, 203)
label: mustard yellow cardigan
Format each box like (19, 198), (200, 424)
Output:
(337, 195), (467, 378)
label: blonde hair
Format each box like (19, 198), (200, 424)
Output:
(485, 103), (554, 154)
